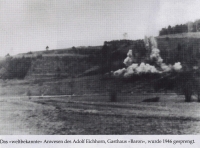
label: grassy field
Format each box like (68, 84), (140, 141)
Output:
(1, 93), (200, 135)
(0, 74), (169, 96)
(34, 95), (200, 134)
(1, 76), (200, 135)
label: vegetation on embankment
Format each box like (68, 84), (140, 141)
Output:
(0, 56), (32, 79)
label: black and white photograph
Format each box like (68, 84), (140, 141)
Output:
(1, 0), (200, 140)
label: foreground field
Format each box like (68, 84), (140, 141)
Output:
(1, 94), (200, 135)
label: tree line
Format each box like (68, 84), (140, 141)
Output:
(159, 19), (200, 36)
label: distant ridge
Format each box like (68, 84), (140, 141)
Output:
(13, 45), (102, 58)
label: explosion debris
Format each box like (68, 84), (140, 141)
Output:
(123, 50), (134, 67)
(113, 37), (182, 78)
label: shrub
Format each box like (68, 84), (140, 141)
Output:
(152, 70), (200, 102)
(4, 57), (32, 79)
(177, 71), (196, 102)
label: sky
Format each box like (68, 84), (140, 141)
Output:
(1, 0), (200, 56)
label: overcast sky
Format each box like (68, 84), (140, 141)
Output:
(1, 0), (200, 56)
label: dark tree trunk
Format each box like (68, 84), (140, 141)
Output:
(198, 92), (200, 102)
(184, 91), (192, 102)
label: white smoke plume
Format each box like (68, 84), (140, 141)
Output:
(173, 62), (182, 71)
(113, 36), (182, 78)
(149, 36), (158, 48)
(122, 63), (160, 78)
(135, 63), (159, 74)
(123, 50), (134, 66)
(144, 36), (149, 47)
(150, 47), (163, 65)
(160, 63), (172, 72)
(113, 68), (126, 77)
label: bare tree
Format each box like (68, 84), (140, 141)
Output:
(46, 46), (49, 51)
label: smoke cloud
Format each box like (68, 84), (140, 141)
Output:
(113, 68), (126, 77)
(173, 62), (182, 71)
(113, 36), (182, 78)
(123, 50), (134, 67)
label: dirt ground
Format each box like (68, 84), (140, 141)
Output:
(1, 94), (200, 135)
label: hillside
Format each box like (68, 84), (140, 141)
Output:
(0, 45), (103, 80)
(156, 32), (200, 53)
(1, 34), (200, 97)
(25, 56), (96, 80)
(156, 32), (200, 66)
(23, 39), (146, 80)
(14, 46), (102, 58)
(2, 34), (200, 80)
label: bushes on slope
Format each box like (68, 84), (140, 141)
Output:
(0, 57), (32, 79)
